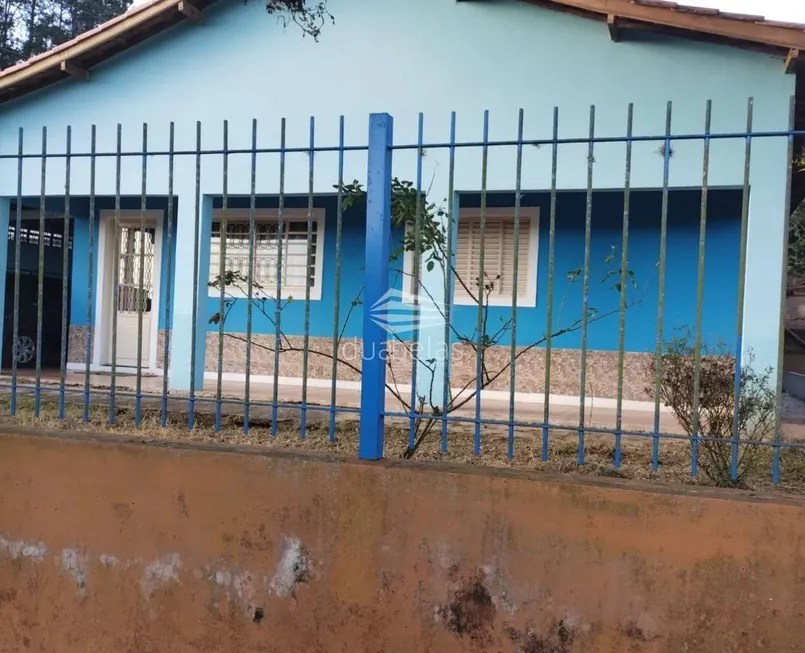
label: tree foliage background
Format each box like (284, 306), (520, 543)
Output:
(790, 202), (805, 283)
(0, 0), (132, 69)
(0, 0), (332, 71)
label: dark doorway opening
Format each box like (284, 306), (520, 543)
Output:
(3, 217), (73, 370)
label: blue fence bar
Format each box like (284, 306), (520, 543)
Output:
(542, 107), (559, 463)
(614, 103), (634, 469)
(358, 113), (394, 460)
(243, 118), (257, 435)
(328, 116), (346, 443)
(187, 121), (203, 429)
(440, 112), (457, 454)
(10, 128), (22, 416)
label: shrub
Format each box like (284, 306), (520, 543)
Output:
(646, 330), (776, 487)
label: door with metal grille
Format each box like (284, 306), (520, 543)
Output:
(113, 225), (155, 367)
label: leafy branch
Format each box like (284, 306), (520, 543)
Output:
(789, 202), (805, 293)
(211, 178), (643, 459)
(258, 0), (334, 40)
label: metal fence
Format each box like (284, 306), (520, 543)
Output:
(0, 98), (801, 486)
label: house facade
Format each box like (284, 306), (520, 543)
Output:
(0, 0), (800, 407)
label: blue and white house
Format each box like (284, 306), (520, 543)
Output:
(0, 0), (801, 408)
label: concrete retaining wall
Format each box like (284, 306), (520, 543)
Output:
(0, 430), (803, 652)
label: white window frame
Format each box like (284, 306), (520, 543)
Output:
(207, 208), (325, 301)
(453, 207), (539, 307)
(399, 224), (451, 303)
(399, 226), (422, 300)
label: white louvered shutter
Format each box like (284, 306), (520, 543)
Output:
(454, 214), (531, 303)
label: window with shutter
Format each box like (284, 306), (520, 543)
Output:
(208, 208), (325, 300)
(453, 207), (539, 306)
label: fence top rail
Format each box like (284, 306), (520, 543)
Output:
(0, 127), (802, 160)
(0, 144), (370, 160)
(390, 128), (804, 151)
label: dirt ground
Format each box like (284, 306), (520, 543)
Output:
(2, 387), (804, 497)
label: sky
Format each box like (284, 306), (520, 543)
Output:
(681, 0), (805, 22)
(127, 0), (805, 21)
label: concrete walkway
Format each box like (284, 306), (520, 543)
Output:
(0, 368), (693, 436)
(5, 368), (805, 440)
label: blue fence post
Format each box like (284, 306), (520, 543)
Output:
(0, 198), (10, 368)
(359, 113), (393, 460)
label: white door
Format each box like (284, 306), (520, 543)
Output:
(109, 223), (156, 368)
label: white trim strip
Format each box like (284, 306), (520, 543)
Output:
(66, 362), (161, 375)
(201, 371), (669, 412)
(65, 364), (670, 412)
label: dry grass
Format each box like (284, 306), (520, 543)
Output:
(2, 390), (805, 495)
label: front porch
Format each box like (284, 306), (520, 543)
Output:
(3, 365), (680, 433)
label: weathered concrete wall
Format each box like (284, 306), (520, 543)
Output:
(0, 430), (804, 652)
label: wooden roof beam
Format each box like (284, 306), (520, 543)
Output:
(0, 0), (189, 92)
(607, 14), (619, 42)
(60, 60), (89, 81)
(786, 48), (802, 74)
(178, 1), (203, 24)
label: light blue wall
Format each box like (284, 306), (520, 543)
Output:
(201, 188), (739, 353)
(454, 189), (742, 352)
(0, 0), (793, 382)
(27, 187), (742, 356)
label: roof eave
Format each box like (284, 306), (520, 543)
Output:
(2, 0), (805, 106)
(516, 0), (805, 52)
(0, 0), (214, 104)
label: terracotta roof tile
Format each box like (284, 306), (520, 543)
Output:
(631, 0), (805, 29)
(718, 12), (765, 22)
(762, 19), (805, 31)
